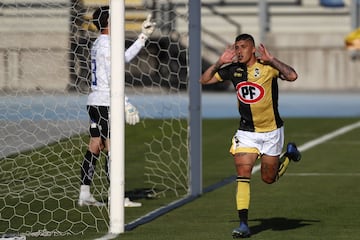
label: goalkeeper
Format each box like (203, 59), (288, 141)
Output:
(78, 6), (156, 207)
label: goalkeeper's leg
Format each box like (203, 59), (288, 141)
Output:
(80, 150), (98, 186)
(78, 106), (109, 206)
(79, 149), (106, 206)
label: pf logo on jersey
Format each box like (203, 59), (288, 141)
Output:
(236, 82), (265, 104)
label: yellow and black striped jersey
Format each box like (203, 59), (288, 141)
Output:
(215, 61), (282, 132)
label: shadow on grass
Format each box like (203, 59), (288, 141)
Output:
(125, 188), (156, 200)
(248, 217), (320, 235)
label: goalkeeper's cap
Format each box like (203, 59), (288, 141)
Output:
(93, 6), (109, 31)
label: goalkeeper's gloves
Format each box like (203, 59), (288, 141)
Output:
(139, 14), (156, 40)
(125, 103), (140, 125)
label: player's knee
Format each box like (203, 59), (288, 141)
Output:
(88, 138), (103, 154)
(261, 175), (276, 184)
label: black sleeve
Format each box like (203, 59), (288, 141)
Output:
(217, 64), (232, 81)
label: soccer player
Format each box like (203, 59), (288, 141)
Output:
(78, 6), (156, 207)
(200, 33), (301, 238)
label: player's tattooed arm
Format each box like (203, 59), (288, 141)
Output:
(200, 63), (220, 85)
(269, 57), (298, 81)
(211, 60), (223, 75)
(257, 43), (298, 81)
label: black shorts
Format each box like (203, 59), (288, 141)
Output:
(87, 105), (110, 140)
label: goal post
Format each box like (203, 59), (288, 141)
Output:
(188, 0), (202, 198)
(123, 0), (202, 231)
(112, 0), (203, 232)
(0, 0), (202, 237)
(110, 0), (203, 234)
(109, 0), (125, 235)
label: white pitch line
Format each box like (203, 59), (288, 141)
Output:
(252, 120), (360, 174)
(297, 120), (360, 152)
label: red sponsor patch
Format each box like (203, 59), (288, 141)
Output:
(236, 82), (265, 104)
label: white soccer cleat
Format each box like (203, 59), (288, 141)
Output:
(0, 234), (26, 240)
(124, 197), (142, 207)
(78, 194), (106, 207)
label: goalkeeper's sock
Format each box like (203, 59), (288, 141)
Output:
(236, 176), (250, 218)
(80, 150), (99, 185)
(80, 184), (91, 197)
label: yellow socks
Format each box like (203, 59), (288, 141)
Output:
(277, 156), (290, 180)
(236, 176), (250, 210)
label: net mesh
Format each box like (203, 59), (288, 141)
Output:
(0, 0), (190, 236)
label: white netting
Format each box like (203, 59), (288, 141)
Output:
(0, 0), (190, 236)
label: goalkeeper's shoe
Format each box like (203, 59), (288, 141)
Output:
(78, 194), (106, 207)
(286, 142), (301, 162)
(124, 197), (142, 207)
(232, 222), (251, 238)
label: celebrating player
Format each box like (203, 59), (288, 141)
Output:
(78, 6), (156, 207)
(200, 33), (301, 238)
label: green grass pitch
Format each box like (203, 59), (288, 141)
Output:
(1, 118), (360, 239)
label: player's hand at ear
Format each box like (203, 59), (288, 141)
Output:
(220, 45), (236, 64)
(141, 14), (156, 38)
(256, 43), (274, 63)
(125, 103), (140, 125)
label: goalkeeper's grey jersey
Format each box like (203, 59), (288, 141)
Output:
(87, 34), (145, 106)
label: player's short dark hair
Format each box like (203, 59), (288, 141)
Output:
(92, 6), (109, 31)
(235, 34), (255, 45)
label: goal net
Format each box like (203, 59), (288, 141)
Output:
(0, 0), (193, 237)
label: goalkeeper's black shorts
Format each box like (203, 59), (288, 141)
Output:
(87, 105), (110, 140)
